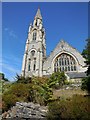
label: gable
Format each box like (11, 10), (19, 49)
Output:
(43, 40), (86, 72)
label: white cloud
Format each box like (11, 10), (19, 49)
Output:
(0, 61), (21, 81)
(9, 30), (18, 39)
(2, 54), (21, 73)
(4, 28), (9, 31)
(3, 54), (22, 66)
(1, 54), (22, 81)
(4, 27), (18, 39)
(4, 27), (25, 45)
(2, 63), (20, 73)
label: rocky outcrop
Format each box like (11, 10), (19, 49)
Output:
(2, 102), (48, 119)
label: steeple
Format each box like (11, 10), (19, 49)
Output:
(21, 8), (46, 77)
(33, 8), (43, 29)
(35, 8), (42, 20)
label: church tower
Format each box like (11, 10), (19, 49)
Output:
(21, 8), (46, 77)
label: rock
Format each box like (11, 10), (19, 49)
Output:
(2, 102), (47, 119)
(2, 112), (6, 118)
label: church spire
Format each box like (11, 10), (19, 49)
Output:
(35, 8), (42, 20)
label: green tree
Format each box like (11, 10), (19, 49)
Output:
(82, 38), (90, 76)
(48, 71), (66, 88)
(81, 76), (90, 93)
(81, 38), (90, 94)
(31, 77), (53, 105)
(86, 38), (90, 76)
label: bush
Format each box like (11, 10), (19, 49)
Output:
(2, 93), (18, 112)
(47, 95), (90, 120)
(81, 76), (90, 94)
(2, 76), (53, 112)
(2, 81), (12, 93)
(2, 83), (31, 112)
(48, 71), (67, 89)
(15, 74), (32, 84)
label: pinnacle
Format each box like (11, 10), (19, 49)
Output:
(61, 39), (65, 42)
(35, 8), (42, 20)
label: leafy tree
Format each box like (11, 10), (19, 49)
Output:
(81, 76), (90, 93)
(0, 73), (5, 80)
(0, 73), (9, 81)
(86, 38), (90, 76)
(31, 77), (53, 105)
(81, 38), (90, 94)
(82, 38), (90, 76)
(48, 71), (67, 88)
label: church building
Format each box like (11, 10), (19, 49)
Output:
(21, 8), (87, 80)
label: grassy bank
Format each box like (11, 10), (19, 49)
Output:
(53, 87), (88, 99)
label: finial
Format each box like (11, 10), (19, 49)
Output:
(28, 23), (32, 32)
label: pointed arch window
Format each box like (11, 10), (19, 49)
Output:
(31, 50), (35, 56)
(54, 53), (77, 72)
(33, 31), (37, 41)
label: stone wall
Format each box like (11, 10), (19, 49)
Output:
(2, 102), (48, 119)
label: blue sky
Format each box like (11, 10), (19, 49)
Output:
(0, 2), (2, 75)
(2, 2), (88, 81)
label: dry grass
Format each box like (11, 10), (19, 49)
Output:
(0, 95), (2, 109)
(53, 88), (88, 99)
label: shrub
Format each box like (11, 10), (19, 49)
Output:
(2, 83), (31, 112)
(47, 99), (69, 120)
(2, 93), (18, 112)
(70, 95), (90, 119)
(15, 74), (32, 84)
(81, 76), (90, 94)
(47, 95), (90, 120)
(2, 76), (53, 112)
(2, 81), (12, 93)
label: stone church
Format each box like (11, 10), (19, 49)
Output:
(21, 8), (87, 80)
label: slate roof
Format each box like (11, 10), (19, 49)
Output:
(66, 72), (86, 79)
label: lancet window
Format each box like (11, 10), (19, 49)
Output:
(33, 31), (37, 41)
